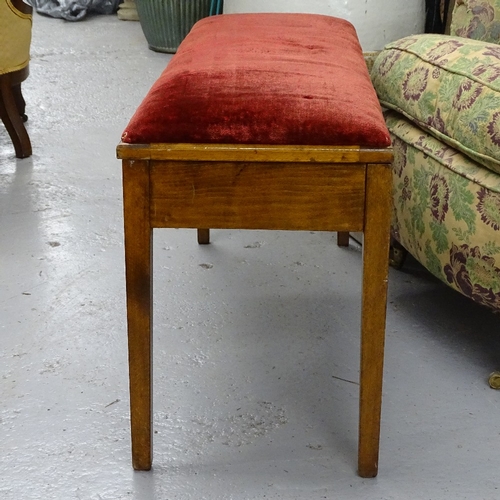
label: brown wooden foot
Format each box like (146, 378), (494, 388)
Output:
(197, 228), (210, 244)
(0, 72), (32, 158)
(389, 238), (408, 269)
(337, 231), (350, 247)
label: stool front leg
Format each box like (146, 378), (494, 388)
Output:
(358, 163), (392, 478)
(123, 160), (153, 471)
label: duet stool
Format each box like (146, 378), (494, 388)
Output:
(117, 13), (393, 478)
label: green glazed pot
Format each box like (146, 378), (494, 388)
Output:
(136, 0), (212, 53)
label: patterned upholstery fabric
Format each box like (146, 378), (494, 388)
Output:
(0, 0), (32, 75)
(372, 34), (500, 175)
(372, 1), (500, 311)
(387, 111), (500, 310)
(122, 13), (390, 148)
(450, 0), (500, 42)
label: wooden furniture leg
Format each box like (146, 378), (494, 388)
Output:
(123, 160), (153, 471)
(389, 238), (409, 269)
(358, 163), (392, 478)
(0, 70), (32, 158)
(197, 228), (210, 245)
(12, 83), (27, 121)
(337, 231), (350, 247)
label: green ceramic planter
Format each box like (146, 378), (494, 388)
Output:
(136, 0), (212, 53)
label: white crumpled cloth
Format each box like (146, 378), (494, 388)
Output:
(27, 0), (120, 21)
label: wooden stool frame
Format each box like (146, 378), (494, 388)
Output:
(117, 142), (393, 478)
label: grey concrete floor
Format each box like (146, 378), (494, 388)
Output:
(1, 12), (500, 500)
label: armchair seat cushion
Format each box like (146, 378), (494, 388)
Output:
(372, 34), (500, 175)
(386, 110), (500, 310)
(122, 13), (390, 148)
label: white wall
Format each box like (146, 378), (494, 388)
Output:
(224, 0), (425, 51)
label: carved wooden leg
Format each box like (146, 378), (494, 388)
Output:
(123, 160), (153, 471)
(358, 163), (392, 478)
(389, 238), (408, 269)
(197, 228), (210, 244)
(12, 83), (27, 121)
(337, 231), (350, 247)
(0, 75), (32, 158)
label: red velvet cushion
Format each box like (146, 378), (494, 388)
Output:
(122, 13), (390, 147)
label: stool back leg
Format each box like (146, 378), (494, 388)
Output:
(123, 160), (153, 471)
(358, 163), (392, 478)
(197, 228), (210, 245)
(336, 231), (350, 247)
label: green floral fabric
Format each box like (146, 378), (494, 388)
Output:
(386, 111), (500, 310)
(450, 0), (500, 43)
(372, 34), (500, 175)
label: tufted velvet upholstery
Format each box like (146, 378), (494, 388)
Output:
(122, 13), (390, 148)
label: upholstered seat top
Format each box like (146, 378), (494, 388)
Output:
(122, 13), (390, 148)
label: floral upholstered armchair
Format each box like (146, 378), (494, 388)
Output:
(371, 0), (500, 312)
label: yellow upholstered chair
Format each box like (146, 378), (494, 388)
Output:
(0, 0), (33, 158)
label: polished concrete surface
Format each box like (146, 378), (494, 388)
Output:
(1, 13), (500, 500)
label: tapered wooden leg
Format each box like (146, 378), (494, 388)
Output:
(123, 160), (153, 471)
(337, 231), (350, 247)
(0, 75), (32, 158)
(358, 163), (392, 478)
(197, 228), (210, 244)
